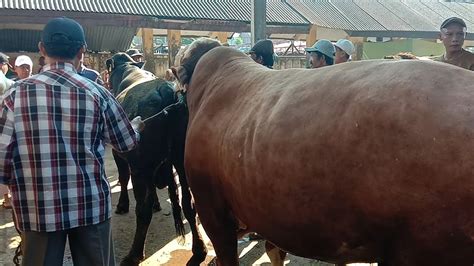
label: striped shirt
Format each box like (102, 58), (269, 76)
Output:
(0, 62), (138, 232)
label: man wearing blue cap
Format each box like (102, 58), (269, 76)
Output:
(0, 17), (144, 265)
(305, 39), (335, 68)
(433, 17), (474, 71)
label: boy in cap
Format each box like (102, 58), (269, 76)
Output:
(14, 55), (33, 80)
(249, 39), (275, 68)
(433, 17), (474, 70)
(0, 17), (144, 265)
(305, 39), (335, 68)
(334, 39), (355, 64)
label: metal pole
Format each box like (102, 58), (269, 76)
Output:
(251, 0), (266, 46)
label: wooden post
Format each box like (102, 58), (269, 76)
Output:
(142, 28), (155, 73)
(210, 32), (229, 44)
(306, 24), (318, 47)
(251, 0), (266, 46)
(167, 29), (181, 67)
(349, 37), (365, 61)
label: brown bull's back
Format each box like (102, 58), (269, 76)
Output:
(184, 46), (474, 264)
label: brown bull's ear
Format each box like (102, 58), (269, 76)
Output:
(171, 66), (189, 86)
(164, 69), (176, 82)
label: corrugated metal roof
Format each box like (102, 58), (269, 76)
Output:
(0, 0), (308, 24)
(286, 0), (473, 33)
(0, 25), (135, 52)
(354, 0), (414, 31)
(1, 0), (474, 52)
(85, 26), (136, 52)
(267, 0), (308, 25)
(0, 29), (41, 52)
(401, 0), (446, 29)
(379, 0), (436, 31)
(286, 0), (356, 30)
(438, 1), (474, 28)
(329, 0), (386, 31)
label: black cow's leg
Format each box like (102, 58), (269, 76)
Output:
(121, 171), (154, 266)
(113, 150), (130, 214)
(174, 165), (208, 266)
(152, 187), (162, 212)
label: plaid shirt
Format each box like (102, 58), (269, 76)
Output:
(0, 62), (138, 232)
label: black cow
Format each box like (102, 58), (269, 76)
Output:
(106, 53), (207, 265)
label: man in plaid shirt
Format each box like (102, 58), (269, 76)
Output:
(0, 17), (143, 265)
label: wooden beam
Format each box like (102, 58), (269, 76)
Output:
(167, 29), (181, 67)
(251, 0), (266, 45)
(349, 37), (365, 61)
(210, 32), (229, 44)
(306, 24), (318, 47)
(346, 30), (474, 40)
(142, 28), (155, 73)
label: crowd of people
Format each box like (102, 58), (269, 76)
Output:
(0, 15), (473, 266)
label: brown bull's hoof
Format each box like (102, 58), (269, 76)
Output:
(115, 205), (129, 215)
(187, 239), (207, 265)
(187, 253), (207, 266)
(120, 255), (143, 266)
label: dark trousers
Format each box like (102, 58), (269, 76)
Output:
(21, 219), (115, 266)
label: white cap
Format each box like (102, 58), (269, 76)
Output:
(15, 55), (33, 68)
(334, 39), (355, 56)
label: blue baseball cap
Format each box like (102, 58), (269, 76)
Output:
(305, 39), (335, 59)
(42, 17), (86, 47)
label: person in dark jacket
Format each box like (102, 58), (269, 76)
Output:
(249, 39), (275, 68)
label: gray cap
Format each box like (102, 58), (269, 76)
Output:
(0, 53), (9, 64)
(126, 49), (143, 57)
(440, 17), (467, 30)
(305, 39), (335, 59)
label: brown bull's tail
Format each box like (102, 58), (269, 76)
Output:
(165, 163), (186, 241)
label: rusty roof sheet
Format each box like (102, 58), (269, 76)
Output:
(0, 25), (136, 52)
(0, 0), (308, 24)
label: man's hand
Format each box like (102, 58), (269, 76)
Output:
(130, 116), (145, 133)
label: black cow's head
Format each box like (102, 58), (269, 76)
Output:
(106, 52), (145, 96)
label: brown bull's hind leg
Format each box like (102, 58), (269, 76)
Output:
(121, 173), (155, 266)
(191, 181), (238, 266)
(113, 151), (131, 214)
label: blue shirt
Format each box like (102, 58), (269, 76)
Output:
(78, 64), (104, 86)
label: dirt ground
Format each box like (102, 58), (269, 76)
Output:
(0, 147), (375, 266)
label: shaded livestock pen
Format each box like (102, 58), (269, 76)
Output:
(84, 53), (307, 79)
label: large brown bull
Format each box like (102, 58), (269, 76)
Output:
(172, 38), (474, 265)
